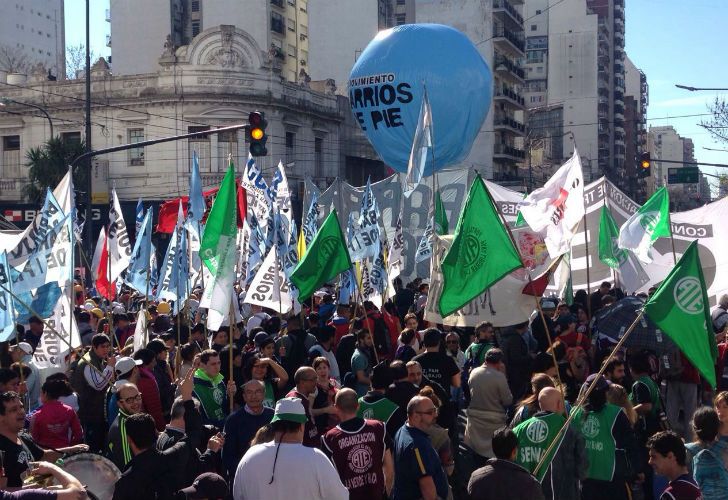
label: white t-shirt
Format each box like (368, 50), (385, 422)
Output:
(233, 441), (348, 500)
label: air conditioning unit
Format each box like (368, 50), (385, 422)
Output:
(299, 33), (307, 41)
(300, 59), (307, 66)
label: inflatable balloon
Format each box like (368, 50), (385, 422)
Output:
(348, 24), (492, 175)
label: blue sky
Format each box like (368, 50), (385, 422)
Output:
(66, 0), (728, 189)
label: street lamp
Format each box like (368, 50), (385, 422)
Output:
(0, 98), (54, 139)
(675, 84), (728, 92)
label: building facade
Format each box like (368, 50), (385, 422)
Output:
(0, 0), (65, 79)
(0, 25), (377, 211)
(647, 125), (701, 210)
(623, 55), (648, 202)
(109, 0), (310, 84)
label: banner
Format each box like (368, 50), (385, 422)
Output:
(241, 155), (272, 224)
(244, 247), (292, 314)
(33, 294), (80, 371)
(109, 189), (132, 283)
(348, 179), (381, 262)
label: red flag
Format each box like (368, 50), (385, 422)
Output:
(93, 229), (114, 300)
(521, 256), (563, 297)
(156, 182), (247, 233)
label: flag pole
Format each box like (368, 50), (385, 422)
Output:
(532, 311), (644, 477)
(106, 223), (115, 348)
(582, 211), (593, 319)
(668, 210), (678, 265)
(483, 177), (567, 401)
(228, 298), (235, 413)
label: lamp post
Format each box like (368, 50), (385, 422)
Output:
(0, 98), (54, 139)
(675, 84), (728, 92)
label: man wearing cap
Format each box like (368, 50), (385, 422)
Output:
(106, 382), (143, 470)
(9, 342), (39, 410)
(571, 374), (639, 500)
(133, 348), (166, 431)
(392, 395), (449, 500)
(70, 333), (117, 453)
(176, 472), (229, 500)
(22, 316), (44, 352)
(106, 356), (143, 426)
(322, 388), (394, 499)
(232, 397), (348, 500)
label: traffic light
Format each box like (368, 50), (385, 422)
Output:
(248, 111), (268, 156)
(639, 151), (651, 177)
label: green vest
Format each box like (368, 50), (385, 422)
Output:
(357, 396), (399, 423)
(630, 375), (660, 419)
(572, 403), (622, 481)
(513, 412), (566, 482)
(263, 379), (276, 409)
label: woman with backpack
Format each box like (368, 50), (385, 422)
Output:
(685, 406), (728, 500)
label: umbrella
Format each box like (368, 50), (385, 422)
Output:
(592, 296), (679, 355)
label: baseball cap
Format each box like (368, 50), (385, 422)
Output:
(115, 356), (142, 377)
(541, 299), (557, 310)
(90, 308), (104, 320)
(270, 397), (308, 424)
(179, 473), (229, 499)
(10, 342), (33, 356)
(157, 302), (171, 314)
(584, 373), (611, 391)
(254, 332), (274, 349)
(112, 305), (126, 315)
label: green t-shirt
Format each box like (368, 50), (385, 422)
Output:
(351, 349), (371, 397)
(513, 411), (567, 482)
(465, 341), (494, 366)
(571, 403), (622, 481)
(357, 396), (399, 423)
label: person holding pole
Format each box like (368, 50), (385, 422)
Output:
(571, 374), (639, 500)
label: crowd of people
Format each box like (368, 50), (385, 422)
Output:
(1, 276), (728, 499)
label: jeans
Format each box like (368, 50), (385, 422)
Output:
(664, 380), (698, 439)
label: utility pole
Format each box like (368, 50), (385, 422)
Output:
(84, 0), (93, 280)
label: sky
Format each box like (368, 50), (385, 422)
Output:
(66, 0), (728, 191)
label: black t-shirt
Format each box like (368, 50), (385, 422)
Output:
(412, 352), (459, 390)
(0, 433), (45, 487)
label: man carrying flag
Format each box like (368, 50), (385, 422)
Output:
(618, 186), (671, 264)
(291, 210), (351, 302)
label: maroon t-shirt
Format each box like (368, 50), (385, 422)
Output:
(660, 474), (702, 500)
(322, 418), (387, 500)
(286, 389), (319, 448)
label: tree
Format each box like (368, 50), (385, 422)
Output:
(0, 45), (32, 74)
(65, 43), (96, 80)
(23, 137), (87, 203)
(701, 97), (728, 145)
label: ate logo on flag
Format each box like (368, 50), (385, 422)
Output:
(674, 277), (704, 315)
(463, 228), (487, 277)
(639, 212), (661, 234)
(549, 188), (569, 226)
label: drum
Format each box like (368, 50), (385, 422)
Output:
(56, 453), (121, 500)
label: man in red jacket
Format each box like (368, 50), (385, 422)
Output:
(132, 348), (166, 431)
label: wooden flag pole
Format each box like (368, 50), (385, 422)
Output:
(532, 311), (644, 478)
(668, 210), (678, 265)
(582, 211), (593, 319)
(228, 299), (235, 414)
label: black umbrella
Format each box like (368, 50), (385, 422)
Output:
(592, 296), (679, 355)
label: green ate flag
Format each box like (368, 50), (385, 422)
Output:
(439, 175), (523, 317)
(199, 161), (237, 275)
(435, 191), (449, 235)
(598, 206), (627, 269)
(644, 240), (718, 387)
(290, 210), (352, 302)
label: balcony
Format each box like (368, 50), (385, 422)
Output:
(494, 86), (525, 107)
(492, 25), (525, 56)
(493, 0), (524, 27)
(615, 5), (625, 20)
(494, 143), (526, 161)
(106, 34), (111, 47)
(494, 54), (525, 82)
(599, 124), (609, 137)
(105, 8), (110, 22)
(614, 17), (625, 31)
(494, 114), (525, 134)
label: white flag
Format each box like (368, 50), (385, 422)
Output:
(241, 155), (272, 224)
(404, 88), (433, 197)
(33, 294), (80, 371)
(518, 150), (585, 257)
(109, 189), (132, 283)
(348, 178), (381, 262)
(244, 247), (292, 314)
(132, 309), (148, 353)
(387, 211), (404, 297)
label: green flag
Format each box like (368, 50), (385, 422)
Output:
(435, 191), (449, 235)
(514, 210), (528, 228)
(291, 210), (352, 302)
(644, 240), (718, 387)
(598, 206), (628, 269)
(199, 160), (238, 330)
(439, 175), (523, 317)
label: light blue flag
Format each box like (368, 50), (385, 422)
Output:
(370, 238), (388, 300)
(0, 252), (16, 342)
(339, 213), (357, 305)
(8, 188), (64, 267)
(124, 209), (156, 296)
(135, 198), (144, 235)
(348, 177), (381, 262)
(170, 213), (190, 314)
(245, 213), (266, 285)
(282, 217), (299, 278)
(189, 151), (206, 224)
(302, 192), (319, 248)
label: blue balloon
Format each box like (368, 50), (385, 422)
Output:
(349, 24), (492, 175)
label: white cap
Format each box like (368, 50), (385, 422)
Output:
(114, 356), (142, 377)
(11, 342), (32, 355)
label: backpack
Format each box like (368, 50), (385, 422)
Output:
(686, 443), (728, 498)
(461, 343), (488, 406)
(368, 314), (391, 356)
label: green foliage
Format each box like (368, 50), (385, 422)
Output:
(23, 137), (86, 203)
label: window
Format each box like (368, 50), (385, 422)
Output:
(2, 136), (20, 178)
(191, 21), (200, 37)
(526, 36), (547, 50)
(2, 136), (20, 151)
(271, 12), (284, 34)
(285, 132), (295, 163)
(314, 137), (323, 178)
(128, 129), (144, 166)
(288, 0), (296, 5)
(217, 130), (238, 166)
(287, 18), (296, 32)
(397, 0), (406, 4)
(536, 66), (543, 73)
(60, 131), (81, 145)
(287, 44), (297, 58)
(188, 126), (211, 172)
(531, 24), (537, 31)
(536, 9), (542, 14)
(191, 0), (200, 12)
(526, 50), (545, 63)
(396, 14), (406, 25)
